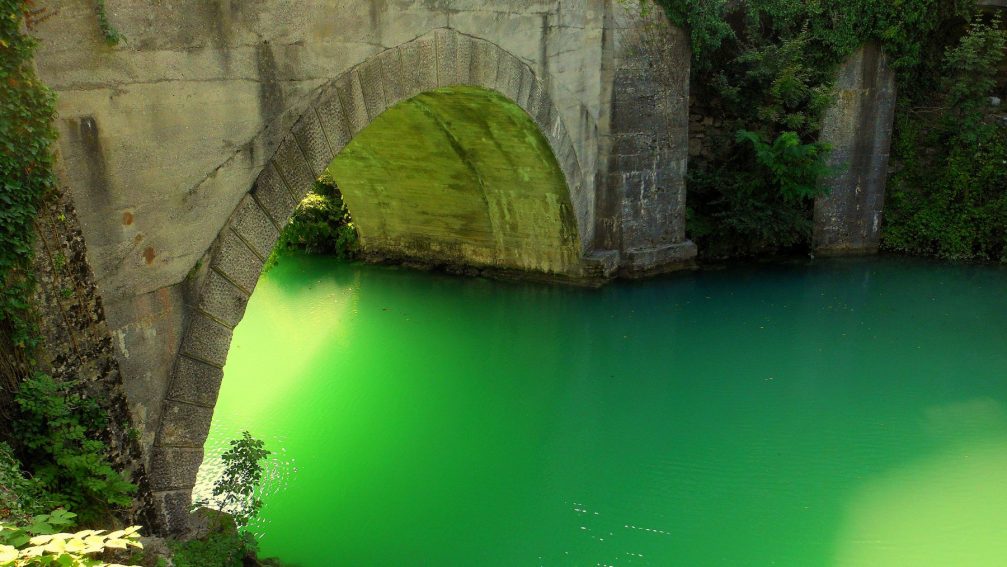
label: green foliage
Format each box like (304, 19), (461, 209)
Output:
(266, 174), (359, 270)
(195, 432), (270, 529)
(11, 374), (136, 525)
(0, 515), (142, 567)
(169, 528), (253, 567)
(95, 1), (124, 46)
(736, 131), (832, 202)
(0, 443), (52, 525)
(650, 0), (984, 258)
(883, 14), (1007, 261)
(0, 0), (58, 350)
(688, 131), (831, 257)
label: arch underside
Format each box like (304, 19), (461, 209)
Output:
(148, 28), (595, 532)
(333, 86), (580, 274)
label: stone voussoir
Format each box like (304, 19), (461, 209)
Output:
(376, 46), (407, 109)
(291, 111), (335, 179)
(211, 229), (264, 296)
(435, 29), (460, 87)
(313, 85), (354, 155)
(469, 37), (501, 92)
(251, 163), (297, 229)
(356, 56), (388, 121)
(398, 34), (438, 99)
(166, 355), (224, 408)
(158, 401), (214, 447)
(197, 269), (249, 329)
(271, 137), (317, 203)
(334, 70), (370, 136)
(229, 195), (280, 260)
(495, 51), (526, 104)
(151, 490), (196, 535)
(180, 312), (233, 369)
(148, 446), (204, 492)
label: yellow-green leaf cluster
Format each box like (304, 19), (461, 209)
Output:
(0, 524), (142, 566)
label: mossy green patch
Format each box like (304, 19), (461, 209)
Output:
(328, 87), (580, 274)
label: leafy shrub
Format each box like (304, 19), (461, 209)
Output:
(168, 512), (252, 567)
(882, 13), (1007, 261)
(688, 130), (831, 258)
(266, 174), (359, 270)
(11, 374), (135, 525)
(195, 432), (270, 529)
(0, 509), (142, 567)
(0, 443), (52, 525)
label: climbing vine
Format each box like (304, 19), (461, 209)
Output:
(0, 0), (57, 353)
(95, 0), (123, 46)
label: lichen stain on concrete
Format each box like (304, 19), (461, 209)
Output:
(77, 116), (112, 203)
(255, 41), (284, 127)
(143, 247), (156, 265)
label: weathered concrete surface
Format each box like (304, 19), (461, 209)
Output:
(30, 158), (158, 528)
(814, 43), (897, 255)
(596, 3), (696, 274)
(30, 0), (696, 532)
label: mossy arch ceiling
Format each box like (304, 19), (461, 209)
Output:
(330, 86), (580, 274)
(148, 29), (590, 533)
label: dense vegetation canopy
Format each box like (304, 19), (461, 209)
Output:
(656, 0), (1006, 260)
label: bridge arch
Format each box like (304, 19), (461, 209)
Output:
(146, 28), (592, 532)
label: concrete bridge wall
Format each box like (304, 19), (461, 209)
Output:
(31, 0), (694, 530)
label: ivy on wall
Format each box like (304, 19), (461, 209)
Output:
(0, 0), (57, 352)
(96, 0), (124, 46)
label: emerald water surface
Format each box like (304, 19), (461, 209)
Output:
(197, 256), (1007, 566)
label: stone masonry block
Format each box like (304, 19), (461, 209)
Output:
(357, 57), (387, 120)
(181, 312), (233, 369)
(435, 29), (460, 86)
(272, 137), (317, 202)
(251, 163), (296, 229)
(197, 269), (249, 329)
(149, 446), (203, 492)
(470, 38), (500, 91)
(496, 51), (525, 104)
(291, 111), (334, 179)
(314, 87), (353, 155)
(334, 71), (370, 135)
(398, 35), (438, 99)
(211, 229), (263, 295)
(159, 401), (214, 447)
(454, 34), (474, 86)
(153, 490), (194, 535)
(525, 79), (548, 125)
(166, 355), (224, 408)
(230, 196), (279, 260)
(377, 47), (407, 108)
(517, 65), (535, 109)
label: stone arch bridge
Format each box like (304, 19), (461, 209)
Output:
(33, 0), (697, 531)
(29, 0), (920, 531)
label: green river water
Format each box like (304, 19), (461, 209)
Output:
(196, 255), (1007, 566)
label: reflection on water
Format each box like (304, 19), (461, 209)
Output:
(198, 255), (1007, 565)
(836, 438), (1007, 566)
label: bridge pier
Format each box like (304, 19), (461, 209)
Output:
(595, 1), (697, 276)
